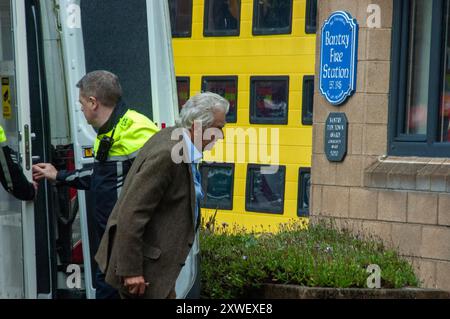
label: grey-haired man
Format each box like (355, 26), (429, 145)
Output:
(95, 92), (228, 298)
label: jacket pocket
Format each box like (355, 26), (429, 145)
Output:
(143, 245), (162, 260)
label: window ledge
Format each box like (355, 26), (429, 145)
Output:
(364, 156), (450, 193)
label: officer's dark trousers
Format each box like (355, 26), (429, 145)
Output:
(95, 268), (120, 299)
(94, 222), (120, 299)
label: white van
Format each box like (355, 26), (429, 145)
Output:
(0, 0), (199, 299)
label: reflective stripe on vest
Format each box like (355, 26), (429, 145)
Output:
(94, 150), (140, 163)
(0, 145), (13, 191)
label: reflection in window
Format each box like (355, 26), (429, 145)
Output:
(202, 76), (237, 123)
(168, 0), (193, 37)
(253, 0), (293, 35)
(305, 0), (317, 34)
(440, 3), (450, 142)
(200, 164), (234, 210)
(390, 0), (450, 156)
(404, 0), (432, 135)
(204, 0), (240, 36)
(297, 168), (311, 217)
(250, 77), (289, 124)
(176, 77), (190, 111)
(302, 76), (314, 125)
(80, 0), (152, 117)
(246, 165), (285, 214)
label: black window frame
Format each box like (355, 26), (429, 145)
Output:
(200, 162), (235, 210)
(297, 167), (311, 217)
(168, 0), (193, 38)
(252, 0), (293, 36)
(250, 76), (289, 125)
(176, 76), (190, 111)
(203, 0), (241, 37)
(245, 164), (286, 215)
(305, 0), (317, 34)
(202, 76), (238, 123)
(302, 75), (314, 125)
(388, 0), (450, 157)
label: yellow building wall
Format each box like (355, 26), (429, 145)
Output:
(172, 0), (315, 232)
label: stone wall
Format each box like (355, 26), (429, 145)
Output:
(311, 0), (450, 291)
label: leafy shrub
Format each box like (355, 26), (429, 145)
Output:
(200, 219), (419, 299)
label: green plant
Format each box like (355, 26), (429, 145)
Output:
(200, 219), (419, 299)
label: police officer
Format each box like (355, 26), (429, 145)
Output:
(0, 125), (36, 201)
(32, 70), (159, 299)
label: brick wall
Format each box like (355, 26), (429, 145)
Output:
(312, 0), (450, 291)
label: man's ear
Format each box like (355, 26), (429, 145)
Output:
(89, 96), (99, 110)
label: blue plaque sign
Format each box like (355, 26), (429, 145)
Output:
(320, 11), (359, 106)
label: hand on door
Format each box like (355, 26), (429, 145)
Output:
(32, 163), (58, 182)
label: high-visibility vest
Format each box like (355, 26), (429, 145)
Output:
(94, 109), (159, 162)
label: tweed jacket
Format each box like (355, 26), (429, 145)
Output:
(95, 127), (196, 298)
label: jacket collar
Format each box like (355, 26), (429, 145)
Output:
(97, 99), (129, 135)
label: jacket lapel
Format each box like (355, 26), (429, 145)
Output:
(180, 131), (199, 225)
(186, 162), (196, 225)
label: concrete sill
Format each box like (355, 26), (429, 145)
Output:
(364, 156), (450, 192)
(250, 284), (450, 299)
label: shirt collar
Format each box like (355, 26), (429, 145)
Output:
(182, 130), (203, 164)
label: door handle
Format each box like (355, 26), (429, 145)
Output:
(24, 125), (31, 170)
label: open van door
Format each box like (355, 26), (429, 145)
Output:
(56, 0), (199, 298)
(0, 0), (37, 299)
(0, 0), (199, 299)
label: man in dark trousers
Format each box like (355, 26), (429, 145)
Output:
(32, 70), (159, 299)
(0, 125), (36, 201)
(95, 92), (229, 299)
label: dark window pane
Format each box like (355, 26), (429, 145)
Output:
(297, 168), (311, 217)
(202, 76), (237, 123)
(252, 0), (293, 35)
(302, 76), (314, 125)
(250, 77), (289, 124)
(200, 164), (234, 210)
(168, 0), (193, 37)
(246, 165), (285, 214)
(439, 2), (450, 142)
(305, 0), (317, 34)
(404, 0), (432, 136)
(204, 0), (240, 36)
(81, 0), (152, 118)
(389, 0), (450, 157)
(176, 77), (190, 111)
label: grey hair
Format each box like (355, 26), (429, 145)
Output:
(76, 70), (122, 107)
(176, 92), (229, 128)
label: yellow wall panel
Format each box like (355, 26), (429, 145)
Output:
(285, 164), (302, 182)
(201, 209), (308, 233)
(173, 38), (315, 57)
(175, 56), (315, 75)
(233, 179), (246, 197)
(285, 181), (299, 199)
(174, 0), (315, 232)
